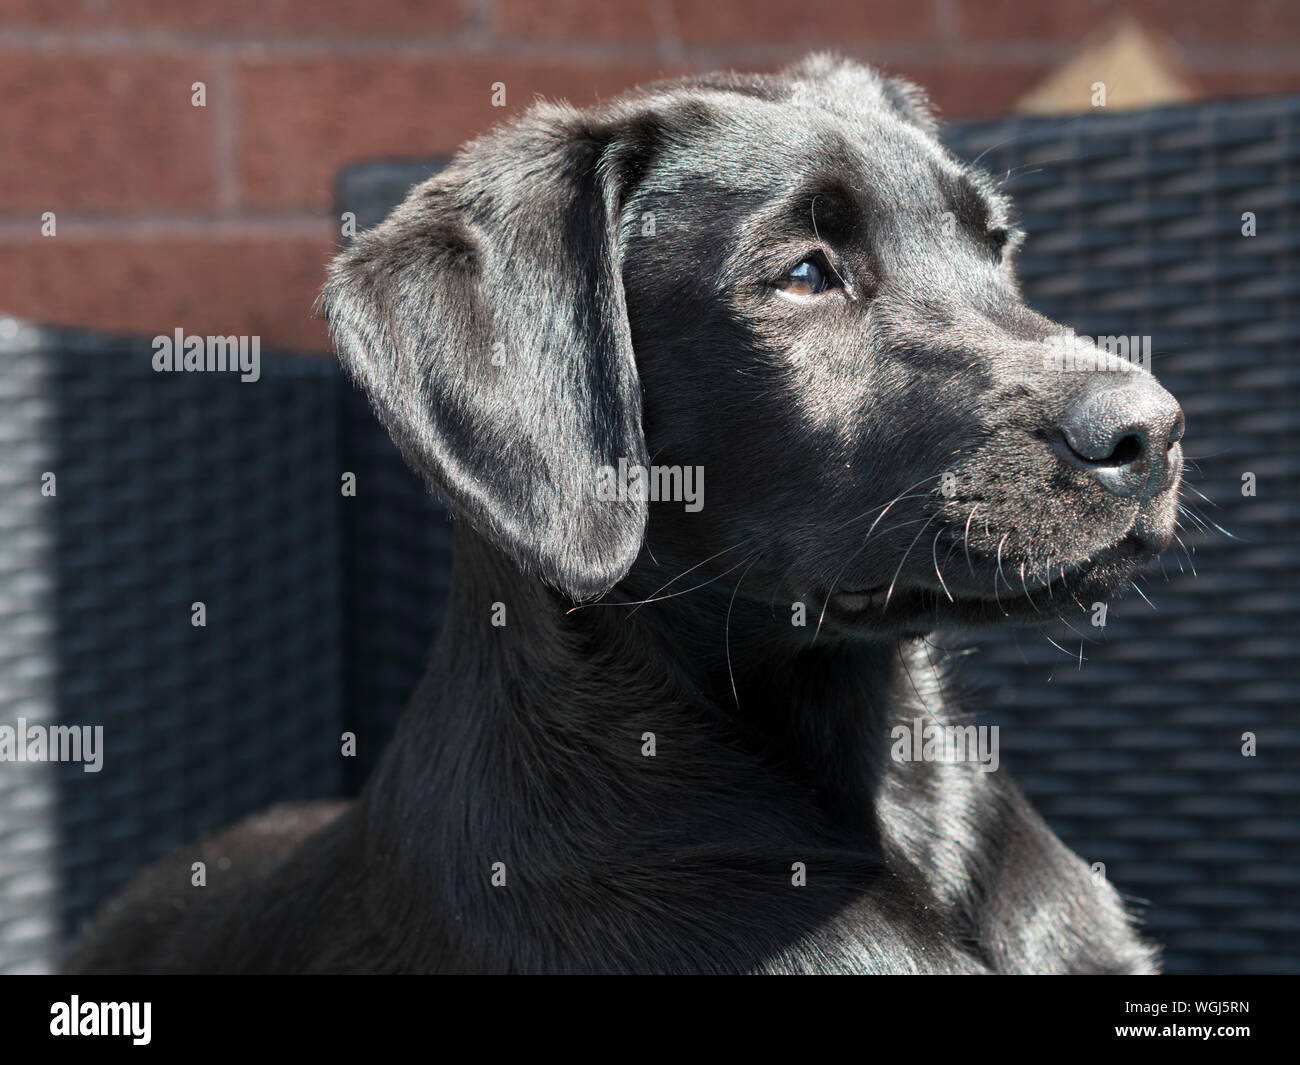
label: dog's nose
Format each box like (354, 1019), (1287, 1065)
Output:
(1057, 375), (1184, 500)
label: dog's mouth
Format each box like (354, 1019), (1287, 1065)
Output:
(826, 533), (1157, 629)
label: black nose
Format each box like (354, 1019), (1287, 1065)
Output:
(1057, 375), (1184, 500)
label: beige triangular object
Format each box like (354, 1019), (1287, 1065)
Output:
(1016, 16), (1199, 115)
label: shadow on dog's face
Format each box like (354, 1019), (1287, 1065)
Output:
(324, 55), (1183, 640)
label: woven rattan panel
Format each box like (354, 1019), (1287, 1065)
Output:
(0, 325), (347, 970)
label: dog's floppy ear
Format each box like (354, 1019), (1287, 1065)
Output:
(322, 105), (649, 601)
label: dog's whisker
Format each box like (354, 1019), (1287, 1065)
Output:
(809, 195), (852, 293)
(1065, 577), (1091, 616)
(813, 516), (935, 643)
(1018, 561), (1042, 614)
(1180, 502), (1235, 540)
(1131, 580), (1157, 612)
(1052, 608), (1098, 647)
(963, 504), (980, 579)
(883, 515), (938, 612)
(725, 557), (759, 709)
(1175, 503), (1213, 536)
(969, 131), (1025, 170)
(992, 532), (1011, 616)
(1172, 531), (1198, 577)
(569, 548), (756, 615)
(1008, 626), (1030, 666)
(1168, 541), (1186, 575)
(997, 153), (1081, 184)
(896, 641), (941, 721)
(932, 528), (954, 603)
(1182, 482), (1219, 508)
(825, 475), (946, 536)
(1042, 631), (1074, 659)
(626, 539), (754, 610)
(814, 486), (945, 621)
(830, 492), (937, 538)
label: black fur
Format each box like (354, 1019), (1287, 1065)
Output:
(68, 55), (1183, 974)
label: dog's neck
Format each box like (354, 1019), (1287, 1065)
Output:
(355, 530), (988, 967)
(367, 530), (951, 843)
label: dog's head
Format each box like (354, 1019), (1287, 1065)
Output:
(323, 55), (1183, 636)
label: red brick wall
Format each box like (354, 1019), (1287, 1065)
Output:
(1, 0), (1296, 352)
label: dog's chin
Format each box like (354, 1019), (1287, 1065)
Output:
(824, 532), (1165, 636)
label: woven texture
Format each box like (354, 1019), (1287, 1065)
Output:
(0, 325), (348, 972)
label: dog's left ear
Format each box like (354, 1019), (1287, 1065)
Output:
(322, 105), (651, 601)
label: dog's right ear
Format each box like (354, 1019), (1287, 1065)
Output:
(784, 53), (938, 135)
(322, 105), (654, 601)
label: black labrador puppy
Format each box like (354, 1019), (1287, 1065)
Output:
(70, 54), (1182, 974)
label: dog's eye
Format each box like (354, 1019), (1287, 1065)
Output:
(778, 258), (834, 296)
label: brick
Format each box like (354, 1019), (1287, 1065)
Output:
(953, 1), (1300, 45)
(953, 1), (1131, 42)
(0, 0), (467, 36)
(0, 234), (337, 352)
(495, 0), (934, 44)
(1196, 68), (1300, 99)
(238, 57), (677, 210)
(881, 61), (1051, 119)
(0, 54), (215, 212)
(1150, 0), (1300, 44)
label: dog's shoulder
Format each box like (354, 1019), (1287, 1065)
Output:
(64, 800), (352, 974)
